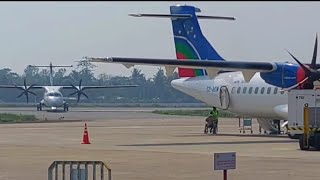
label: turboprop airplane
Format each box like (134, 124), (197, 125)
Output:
(0, 62), (138, 112)
(83, 4), (320, 138)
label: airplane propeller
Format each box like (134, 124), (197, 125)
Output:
(15, 78), (37, 104)
(282, 33), (320, 91)
(69, 79), (89, 103)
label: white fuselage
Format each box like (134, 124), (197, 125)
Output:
(171, 72), (288, 120)
(42, 87), (65, 108)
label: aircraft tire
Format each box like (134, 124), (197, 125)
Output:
(314, 133), (320, 151)
(63, 103), (69, 112)
(299, 134), (310, 151)
(37, 104), (42, 111)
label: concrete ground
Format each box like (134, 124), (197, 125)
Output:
(0, 107), (317, 180)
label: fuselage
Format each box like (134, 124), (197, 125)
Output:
(42, 87), (64, 108)
(171, 72), (288, 120)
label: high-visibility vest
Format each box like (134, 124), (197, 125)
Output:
(210, 110), (219, 119)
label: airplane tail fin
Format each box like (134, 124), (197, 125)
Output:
(28, 63), (73, 86)
(171, 5), (231, 77)
(129, 5), (235, 78)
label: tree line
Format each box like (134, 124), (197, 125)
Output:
(0, 61), (200, 103)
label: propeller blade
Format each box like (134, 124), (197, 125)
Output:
(79, 79), (82, 89)
(81, 92), (89, 99)
(280, 76), (310, 92)
(28, 83), (37, 89)
(16, 92), (25, 98)
(23, 78), (27, 89)
(311, 33), (318, 69)
(77, 93), (81, 103)
(70, 83), (78, 90)
(26, 93), (29, 104)
(69, 91), (78, 96)
(285, 49), (311, 74)
(28, 91), (37, 96)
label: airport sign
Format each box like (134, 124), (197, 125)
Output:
(213, 152), (236, 170)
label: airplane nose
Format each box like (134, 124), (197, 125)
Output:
(171, 78), (186, 90)
(48, 97), (63, 106)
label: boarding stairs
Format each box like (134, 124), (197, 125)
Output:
(257, 118), (283, 134)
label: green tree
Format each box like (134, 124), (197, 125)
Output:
(130, 68), (147, 101)
(23, 66), (40, 85)
(54, 68), (67, 85)
(75, 60), (97, 85)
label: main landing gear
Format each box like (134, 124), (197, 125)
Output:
(37, 103), (42, 111)
(63, 103), (69, 112)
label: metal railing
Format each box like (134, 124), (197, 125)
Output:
(48, 161), (111, 180)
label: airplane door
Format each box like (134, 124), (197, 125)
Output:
(219, 86), (230, 110)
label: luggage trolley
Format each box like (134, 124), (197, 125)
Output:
(238, 117), (253, 134)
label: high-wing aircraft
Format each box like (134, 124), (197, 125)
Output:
(83, 4), (320, 138)
(0, 62), (138, 112)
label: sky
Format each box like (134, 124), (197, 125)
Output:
(0, 1), (320, 78)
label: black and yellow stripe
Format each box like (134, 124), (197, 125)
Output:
(287, 127), (320, 131)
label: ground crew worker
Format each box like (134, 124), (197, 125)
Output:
(210, 107), (219, 134)
(204, 116), (214, 134)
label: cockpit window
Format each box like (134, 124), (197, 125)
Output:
(48, 92), (62, 97)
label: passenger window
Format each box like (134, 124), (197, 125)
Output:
(261, 87), (265, 94)
(274, 87), (278, 94)
(243, 87), (247, 94)
(267, 87), (271, 94)
(254, 87), (259, 94)
(232, 87), (235, 94)
(280, 90), (285, 95)
(248, 87), (253, 94)
(237, 87), (241, 94)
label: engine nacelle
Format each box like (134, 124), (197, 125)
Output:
(260, 62), (304, 88)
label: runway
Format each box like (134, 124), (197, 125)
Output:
(0, 107), (317, 180)
(0, 107), (208, 122)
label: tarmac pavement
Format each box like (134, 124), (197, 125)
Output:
(0, 107), (316, 180)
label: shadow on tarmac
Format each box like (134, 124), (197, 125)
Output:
(175, 133), (290, 139)
(118, 139), (297, 147)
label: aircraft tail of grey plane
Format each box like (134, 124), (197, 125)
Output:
(28, 62), (73, 86)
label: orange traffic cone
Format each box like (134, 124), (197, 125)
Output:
(82, 123), (91, 144)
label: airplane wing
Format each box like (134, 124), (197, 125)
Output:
(84, 57), (277, 81)
(60, 85), (138, 90)
(0, 85), (44, 89)
(0, 84), (45, 103)
(59, 84), (138, 103)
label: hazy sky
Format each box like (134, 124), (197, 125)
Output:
(0, 1), (320, 78)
